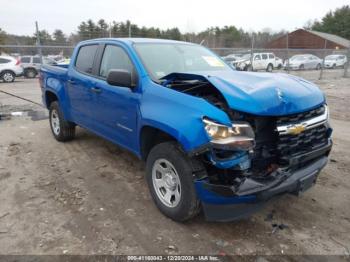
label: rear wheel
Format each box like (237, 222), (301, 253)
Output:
(316, 63), (321, 70)
(25, 68), (37, 78)
(49, 101), (75, 142)
(146, 142), (203, 222)
(1, 71), (15, 83)
(299, 64), (305, 70)
(266, 64), (273, 72)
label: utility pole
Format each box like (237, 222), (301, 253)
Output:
(319, 39), (327, 80)
(249, 33), (254, 71)
(286, 32), (290, 74)
(109, 22), (112, 38)
(344, 47), (350, 78)
(128, 22), (131, 38)
(35, 21), (43, 63)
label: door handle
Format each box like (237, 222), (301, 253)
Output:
(68, 79), (76, 85)
(91, 87), (102, 94)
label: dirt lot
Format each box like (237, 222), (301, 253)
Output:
(0, 73), (350, 257)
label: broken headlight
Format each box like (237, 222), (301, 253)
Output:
(203, 118), (255, 151)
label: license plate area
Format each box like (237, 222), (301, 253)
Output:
(297, 171), (318, 194)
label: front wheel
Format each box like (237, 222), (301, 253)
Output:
(1, 71), (15, 83)
(316, 64), (321, 70)
(146, 142), (202, 222)
(49, 101), (75, 142)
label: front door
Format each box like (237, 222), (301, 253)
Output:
(91, 44), (139, 151)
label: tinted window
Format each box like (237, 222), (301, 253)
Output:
(99, 45), (134, 78)
(269, 54), (274, 59)
(21, 57), (31, 63)
(33, 57), (41, 63)
(75, 45), (98, 74)
(0, 58), (11, 64)
(262, 54), (268, 60)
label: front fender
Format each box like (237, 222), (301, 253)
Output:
(139, 81), (231, 152)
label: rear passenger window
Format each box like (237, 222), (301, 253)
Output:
(0, 58), (11, 64)
(99, 45), (134, 78)
(75, 45), (98, 74)
(21, 57), (31, 63)
(33, 57), (41, 63)
(262, 54), (268, 60)
(269, 54), (274, 59)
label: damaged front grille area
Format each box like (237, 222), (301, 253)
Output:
(276, 105), (325, 126)
(277, 123), (329, 158)
(243, 105), (330, 171)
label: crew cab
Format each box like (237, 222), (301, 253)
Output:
(40, 38), (332, 222)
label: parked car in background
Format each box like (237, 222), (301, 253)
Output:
(222, 54), (243, 64)
(20, 56), (57, 78)
(324, 54), (347, 69)
(235, 52), (278, 72)
(275, 56), (283, 69)
(0, 56), (23, 83)
(284, 54), (322, 70)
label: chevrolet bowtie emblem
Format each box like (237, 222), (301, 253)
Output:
(286, 124), (306, 135)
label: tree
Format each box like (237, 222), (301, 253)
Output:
(311, 5), (350, 39)
(53, 29), (67, 44)
(0, 28), (6, 45)
(34, 30), (52, 44)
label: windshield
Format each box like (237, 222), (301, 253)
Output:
(134, 43), (231, 80)
(290, 55), (307, 61)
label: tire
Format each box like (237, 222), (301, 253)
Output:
(25, 68), (37, 78)
(146, 142), (203, 222)
(332, 64), (336, 69)
(246, 65), (253, 71)
(266, 64), (273, 72)
(316, 64), (321, 70)
(49, 101), (75, 142)
(1, 70), (15, 83)
(277, 64), (282, 70)
(299, 64), (305, 70)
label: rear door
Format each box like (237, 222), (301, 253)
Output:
(261, 53), (269, 70)
(91, 44), (140, 150)
(67, 44), (99, 127)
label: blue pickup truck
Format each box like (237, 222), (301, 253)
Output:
(40, 38), (332, 222)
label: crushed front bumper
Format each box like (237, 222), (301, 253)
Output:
(194, 141), (332, 221)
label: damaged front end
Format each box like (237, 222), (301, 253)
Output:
(161, 73), (332, 221)
(194, 105), (332, 221)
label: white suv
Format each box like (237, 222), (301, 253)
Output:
(0, 56), (23, 83)
(324, 54), (348, 69)
(235, 53), (278, 72)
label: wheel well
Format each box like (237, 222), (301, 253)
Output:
(140, 126), (177, 160)
(24, 67), (37, 73)
(45, 91), (58, 108)
(1, 70), (15, 76)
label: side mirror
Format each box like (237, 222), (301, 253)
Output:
(107, 69), (134, 88)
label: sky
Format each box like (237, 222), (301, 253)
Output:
(0, 0), (349, 36)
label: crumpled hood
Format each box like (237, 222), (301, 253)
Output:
(194, 70), (325, 116)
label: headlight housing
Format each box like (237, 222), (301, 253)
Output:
(203, 118), (255, 151)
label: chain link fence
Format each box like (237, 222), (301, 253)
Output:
(0, 40), (349, 81)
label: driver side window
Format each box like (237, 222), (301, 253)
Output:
(254, 55), (261, 60)
(99, 45), (134, 78)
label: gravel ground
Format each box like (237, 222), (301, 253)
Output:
(0, 74), (349, 256)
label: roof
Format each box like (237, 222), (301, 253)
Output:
(81, 38), (191, 45)
(307, 30), (350, 48)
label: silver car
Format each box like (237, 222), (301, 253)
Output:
(0, 56), (24, 83)
(285, 54), (322, 70)
(20, 56), (57, 78)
